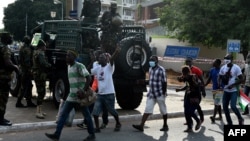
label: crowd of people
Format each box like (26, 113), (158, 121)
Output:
(1, 1), (249, 141)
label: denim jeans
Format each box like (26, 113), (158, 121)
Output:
(55, 101), (94, 137)
(222, 91), (243, 125)
(92, 94), (118, 118)
(84, 103), (109, 125)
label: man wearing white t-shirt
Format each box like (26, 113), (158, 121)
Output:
(91, 45), (121, 132)
(218, 54), (244, 125)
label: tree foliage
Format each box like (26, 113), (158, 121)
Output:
(3, 0), (64, 40)
(158, 0), (250, 59)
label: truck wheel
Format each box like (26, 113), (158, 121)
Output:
(10, 71), (21, 97)
(115, 86), (143, 110)
(115, 36), (151, 78)
(53, 73), (69, 108)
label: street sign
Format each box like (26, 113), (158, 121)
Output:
(69, 10), (77, 18)
(227, 39), (241, 53)
(164, 45), (200, 59)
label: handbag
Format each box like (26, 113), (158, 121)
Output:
(77, 87), (97, 106)
(221, 65), (232, 85)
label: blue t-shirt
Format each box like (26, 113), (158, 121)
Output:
(209, 67), (223, 90)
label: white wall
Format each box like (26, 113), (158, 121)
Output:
(151, 38), (245, 73)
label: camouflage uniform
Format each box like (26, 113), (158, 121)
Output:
(33, 49), (51, 106)
(100, 2), (123, 54)
(0, 33), (19, 126)
(0, 46), (12, 124)
(16, 38), (36, 107)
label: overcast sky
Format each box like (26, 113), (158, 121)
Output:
(0, 0), (16, 29)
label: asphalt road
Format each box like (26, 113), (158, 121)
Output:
(0, 114), (249, 141)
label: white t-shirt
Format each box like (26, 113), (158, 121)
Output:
(91, 63), (115, 94)
(219, 64), (242, 92)
(244, 64), (250, 86)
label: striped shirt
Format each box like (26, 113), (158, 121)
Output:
(147, 65), (167, 98)
(66, 62), (90, 102)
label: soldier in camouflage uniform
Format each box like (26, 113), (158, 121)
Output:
(32, 39), (51, 119)
(16, 36), (36, 108)
(0, 32), (20, 126)
(100, 2), (123, 54)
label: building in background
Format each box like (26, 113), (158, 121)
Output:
(64, 0), (165, 29)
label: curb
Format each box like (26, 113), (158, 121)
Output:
(0, 109), (213, 134)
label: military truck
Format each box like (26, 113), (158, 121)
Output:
(9, 19), (151, 110)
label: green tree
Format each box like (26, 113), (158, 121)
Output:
(159, 0), (250, 60)
(3, 0), (63, 40)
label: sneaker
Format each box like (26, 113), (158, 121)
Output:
(184, 128), (193, 132)
(215, 117), (223, 120)
(239, 119), (244, 125)
(77, 123), (88, 129)
(0, 120), (12, 126)
(100, 123), (107, 129)
(83, 134), (95, 141)
(95, 128), (101, 133)
(210, 116), (215, 123)
(195, 121), (201, 131)
(160, 125), (169, 131)
(16, 102), (27, 108)
(132, 124), (143, 132)
(45, 133), (59, 141)
(242, 112), (249, 115)
(114, 123), (121, 131)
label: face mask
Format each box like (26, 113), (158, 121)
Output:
(224, 59), (231, 65)
(149, 61), (156, 67)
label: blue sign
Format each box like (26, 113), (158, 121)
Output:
(227, 39), (241, 52)
(69, 10), (77, 18)
(164, 45), (200, 59)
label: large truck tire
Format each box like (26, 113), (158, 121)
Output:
(53, 72), (69, 108)
(10, 71), (21, 97)
(115, 36), (151, 79)
(115, 85), (143, 110)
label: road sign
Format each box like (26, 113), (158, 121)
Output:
(69, 10), (77, 18)
(164, 45), (200, 59)
(227, 39), (241, 53)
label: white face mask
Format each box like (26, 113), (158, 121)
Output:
(224, 59), (231, 65)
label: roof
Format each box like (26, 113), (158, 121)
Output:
(130, 0), (164, 9)
(139, 0), (164, 7)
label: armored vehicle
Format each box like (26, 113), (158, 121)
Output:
(10, 17), (151, 110)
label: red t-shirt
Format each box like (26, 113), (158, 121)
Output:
(190, 66), (203, 77)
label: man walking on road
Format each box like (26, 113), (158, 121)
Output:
(45, 49), (95, 141)
(218, 53), (244, 125)
(132, 55), (168, 132)
(185, 57), (205, 123)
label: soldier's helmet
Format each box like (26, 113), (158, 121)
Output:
(110, 2), (117, 9)
(23, 36), (31, 45)
(0, 32), (13, 45)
